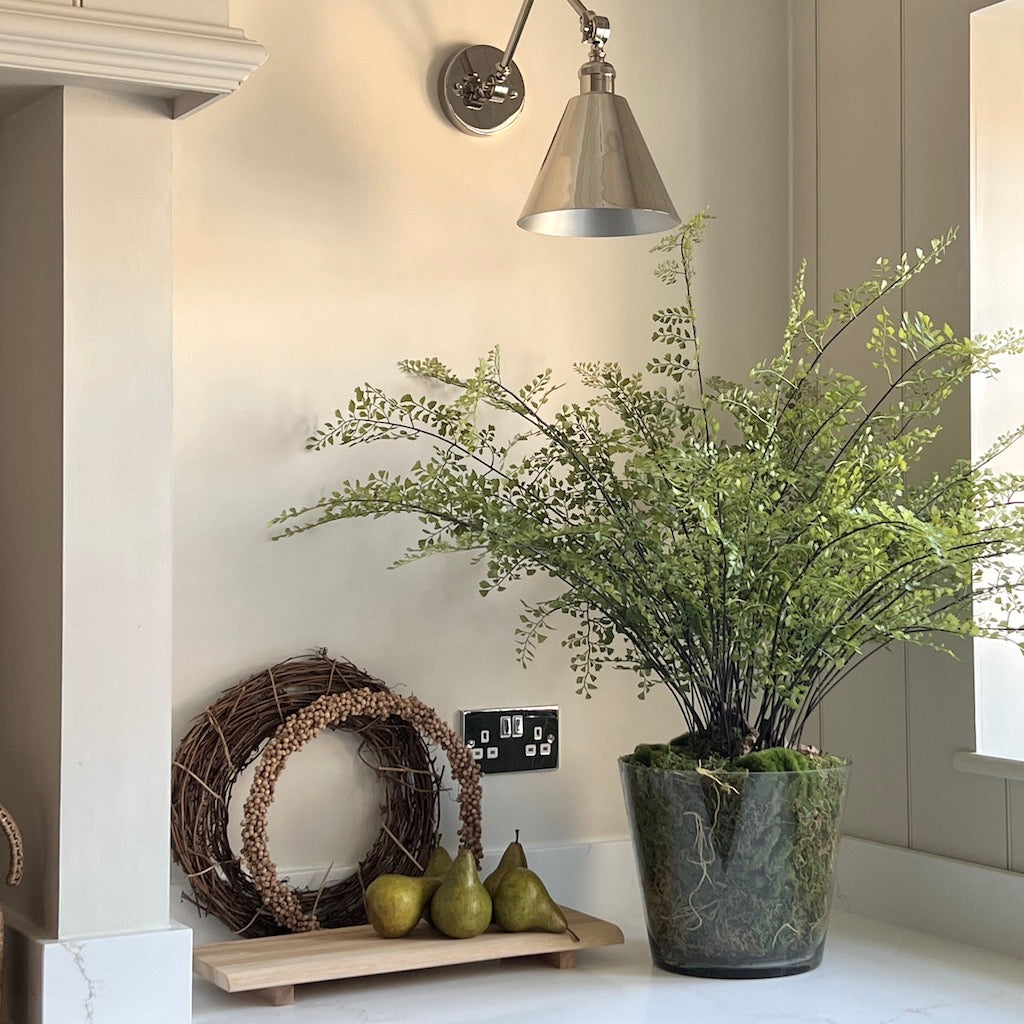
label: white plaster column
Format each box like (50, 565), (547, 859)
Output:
(0, 7), (265, 1023)
(59, 85), (174, 941)
(0, 83), (186, 1024)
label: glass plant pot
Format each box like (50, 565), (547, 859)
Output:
(619, 755), (850, 978)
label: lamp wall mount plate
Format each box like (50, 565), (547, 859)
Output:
(439, 44), (525, 137)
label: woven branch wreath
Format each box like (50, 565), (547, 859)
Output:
(172, 652), (469, 937)
(241, 689), (483, 933)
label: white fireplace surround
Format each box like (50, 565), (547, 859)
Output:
(0, 4), (264, 1021)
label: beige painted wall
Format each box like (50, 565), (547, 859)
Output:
(171, 0), (792, 886)
(792, 0), (1024, 870)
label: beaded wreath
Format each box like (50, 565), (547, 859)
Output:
(240, 689), (484, 932)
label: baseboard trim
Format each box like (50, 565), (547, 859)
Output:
(174, 834), (1024, 961)
(835, 836), (1024, 960)
(172, 838), (648, 945)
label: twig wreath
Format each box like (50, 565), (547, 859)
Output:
(241, 689), (484, 932)
(171, 651), (479, 937)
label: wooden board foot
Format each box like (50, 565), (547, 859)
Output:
(256, 985), (294, 1006)
(540, 950), (576, 969)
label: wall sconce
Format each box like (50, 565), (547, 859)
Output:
(438, 0), (679, 237)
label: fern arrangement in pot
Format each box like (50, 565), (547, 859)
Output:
(274, 212), (1024, 976)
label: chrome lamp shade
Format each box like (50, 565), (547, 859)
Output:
(518, 88), (678, 237)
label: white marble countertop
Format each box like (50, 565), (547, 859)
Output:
(191, 912), (1024, 1023)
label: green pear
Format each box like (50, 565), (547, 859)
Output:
(423, 844), (453, 878)
(365, 873), (441, 939)
(430, 849), (492, 939)
(421, 843), (453, 925)
(493, 867), (579, 941)
(483, 829), (528, 898)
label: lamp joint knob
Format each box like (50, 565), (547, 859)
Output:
(580, 11), (611, 56)
(453, 72), (486, 110)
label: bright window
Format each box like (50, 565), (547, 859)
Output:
(970, 0), (1024, 760)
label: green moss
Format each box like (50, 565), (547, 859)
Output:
(623, 742), (840, 774)
(630, 743), (675, 768)
(735, 748), (812, 773)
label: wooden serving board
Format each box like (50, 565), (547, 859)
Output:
(193, 906), (624, 1006)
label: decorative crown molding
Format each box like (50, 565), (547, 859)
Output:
(0, 1), (266, 117)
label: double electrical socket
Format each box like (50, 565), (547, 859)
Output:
(459, 706), (559, 775)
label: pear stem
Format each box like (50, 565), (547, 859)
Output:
(566, 925), (580, 943)
(515, 829), (520, 843)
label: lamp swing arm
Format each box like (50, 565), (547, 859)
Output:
(499, 0), (610, 69)
(475, 0), (611, 105)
